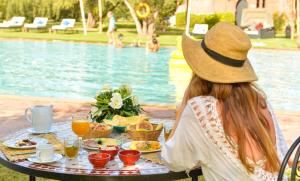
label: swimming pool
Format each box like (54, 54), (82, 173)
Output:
(0, 40), (299, 112)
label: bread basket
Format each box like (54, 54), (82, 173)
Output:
(127, 124), (163, 141)
(83, 123), (113, 139)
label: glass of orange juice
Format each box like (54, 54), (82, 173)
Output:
(64, 137), (79, 159)
(164, 122), (174, 141)
(71, 113), (90, 155)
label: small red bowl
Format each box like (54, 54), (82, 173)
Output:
(88, 153), (110, 168)
(118, 150), (141, 166)
(99, 145), (120, 161)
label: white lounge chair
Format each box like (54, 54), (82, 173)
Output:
(241, 8), (275, 38)
(24, 17), (48, 31)
(0, 17), (25, 29)
(192, 24), (208, 35)
(51, 19), (76, 32)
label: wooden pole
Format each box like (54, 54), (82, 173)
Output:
(79, 0), (87, 35)
(185, 0), (192, 35)
(98, 0), (103, 33)
(289, 0), (295, 39)
(297, 0), (300, 35)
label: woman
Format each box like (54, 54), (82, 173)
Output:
(161, 22), (288, 181)
(147, 36), (160, 52)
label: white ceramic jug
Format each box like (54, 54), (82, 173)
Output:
(25, 105), (53, 133)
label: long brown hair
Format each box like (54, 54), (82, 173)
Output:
(178, 73), (280, 173)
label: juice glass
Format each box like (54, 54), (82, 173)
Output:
(64, 137), (79, 159)
(164, 122), (174, 141)
(71, 113), (90, 155)
(164, 127), (173, 141)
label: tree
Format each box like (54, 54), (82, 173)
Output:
(98, 0), (103, 32)
(85, 0), (97, 28)
(0, 0), (80, 21)
(123, 0), (177, 36)
(122, 0), (177, 36)
(0, 0), (177, 36)
(123, 0), (143, 34)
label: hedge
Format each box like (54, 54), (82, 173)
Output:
(176, 12), (235, 29)
(273, 12), (287, 32)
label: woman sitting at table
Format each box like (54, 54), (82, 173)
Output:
(162, 22), (288, 181)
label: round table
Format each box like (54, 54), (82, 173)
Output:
(0, 120), (202, 181)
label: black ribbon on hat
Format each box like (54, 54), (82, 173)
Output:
(201, 40), (245, 67)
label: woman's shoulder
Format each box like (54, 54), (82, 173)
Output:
(186, 96), (218, 120)
(187, 95), (217, 106)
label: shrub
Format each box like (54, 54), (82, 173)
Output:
(176, 12), (235, 29)
(204, 14), (221, 29)
(176, 12), (203, 27)
(273, 12), (287, 32)
(219, 12), (235, 24)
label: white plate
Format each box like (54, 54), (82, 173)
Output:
(27, 153), (63, 164)
(121, 141), (161, 153)
(3, 138), (48, 149)
(83, 145), (98, 151)
(27, 128), (55, 134)
(83, 138), (120, 150)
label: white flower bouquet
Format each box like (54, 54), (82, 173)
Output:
(91, 84), (142, 122)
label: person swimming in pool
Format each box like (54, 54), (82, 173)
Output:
(147, 36), (160, 52)
(115, 33), (124, 48)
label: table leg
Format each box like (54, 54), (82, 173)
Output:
(191, 176), (198, 181)
(29, 175), (36, 181)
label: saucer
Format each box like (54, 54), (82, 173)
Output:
(27, 153), (63, 164)
(27, 128), (55, 134)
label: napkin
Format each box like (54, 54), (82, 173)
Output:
(141, 152), (165, 165)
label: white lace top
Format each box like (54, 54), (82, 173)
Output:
(161, 96), (288, 181)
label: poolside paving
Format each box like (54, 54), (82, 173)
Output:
(0, 95), (299, 146)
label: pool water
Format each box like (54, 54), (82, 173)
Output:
(0, 40), (299, 112)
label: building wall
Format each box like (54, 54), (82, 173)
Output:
(183, 0), (287, 15)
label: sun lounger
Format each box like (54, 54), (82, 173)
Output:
(192, 24), (208, 35)
(24, 17), (48, 31)
(0, 17), (25, 30)
(241, 8), (275, 38)
(51, 19), (76, 33)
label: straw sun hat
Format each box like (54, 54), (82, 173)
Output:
(182, 22), (258, 83)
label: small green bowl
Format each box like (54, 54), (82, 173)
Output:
(113, 126), (127, 133)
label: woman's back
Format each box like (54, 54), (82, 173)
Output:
(216, 96), (276, 169)
(162, 96), (287, 181)
(162, 22), (288, 181)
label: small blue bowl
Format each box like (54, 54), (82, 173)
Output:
(113, 126), (127, 133)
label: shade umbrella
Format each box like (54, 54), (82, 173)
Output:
(79, 0), (88, 35)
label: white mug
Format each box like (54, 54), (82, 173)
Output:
(25, 105), (53, 133)
(36, 143), (54, 162)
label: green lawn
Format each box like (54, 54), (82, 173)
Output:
(0, 164), (204, 181)
(0, 164), (54, 181)
(251, 36), (298, 49)
(0, 24), (298, 49)
(0, 28), (180, 47)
